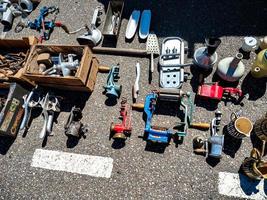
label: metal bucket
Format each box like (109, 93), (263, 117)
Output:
(227, 113), (253, 139)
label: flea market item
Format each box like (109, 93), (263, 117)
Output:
(64, 106), (88, 138)
(241, 37), (258, 52)
(227, 112), (253, 139)
(259, 36), (267, 50)
(197, 82), (243, 101)
(125, 10), (140, 40)
(0, 83), (28, 137)
(146, 33), (159, 73)
(193, 38), (221, 70)
(208, 111), (224, 158)
(0, 0), (34, 27)
(193, 111), (224, 159)
(110, 98), (132, 140)
(159, 37), (191, 89)
(139, 10), (151, 40)
(77, 6), (103, 47)
(217, 53), (245, 82)
(132, 62), (140, 103)
(251, 49), (267, 78)
(241, 148), (267, 180)
(42, 53), (79, 77)
(39, 93), (60, 139)
(92, 47), (147, 57)
(254, 112), (267, 142)
(143, 90), (193, 144)
(102, 0), (124, 39)
(103, 65), (122, 99)
(15, 6), (67, 43)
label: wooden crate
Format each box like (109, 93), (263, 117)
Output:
(0, 36), (37, 85)
(23, 44), (99, 92)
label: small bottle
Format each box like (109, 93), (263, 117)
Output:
(251, 49), (267, 78)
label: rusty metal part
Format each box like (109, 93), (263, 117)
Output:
(110, 97), (132, 140)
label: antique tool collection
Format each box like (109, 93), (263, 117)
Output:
(0, 2), (267, 182)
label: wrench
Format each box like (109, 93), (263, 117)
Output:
(39, 93), (60, 139)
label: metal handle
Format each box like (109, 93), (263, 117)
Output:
(230, 112), (238, 121)
(46, 114), (54, 133)
(40, 111), (48, 139)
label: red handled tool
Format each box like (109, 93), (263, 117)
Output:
(110, 98), (132, 140)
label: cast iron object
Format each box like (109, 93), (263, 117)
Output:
(64, 107), (88, 138)
(103, 65), (122, 99)
(143, 90), (193, 144)
(110, 98), (132, 140)
(208, 111), (224, 159)
(197, 82), (243, 101)
(193, 37), (221, 70)
(77, 6), (103, 47)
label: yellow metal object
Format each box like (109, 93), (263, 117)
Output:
(251, 49), (267, 78)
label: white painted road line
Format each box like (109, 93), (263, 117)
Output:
(31, 149), (113, 178)
(218, 172), (267, 200)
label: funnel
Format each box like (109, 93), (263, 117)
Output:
(193, 37), (221, 70)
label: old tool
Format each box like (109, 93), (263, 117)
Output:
(92, 47), (147, 57)
(64, 106), (88, 138)
(77, 6), (103, 47)
(132, 62), (140, 103)
(208, 111), (224, 158)
(193, 38), (221, 70)
(43, 53), (79, 76)
(143, 90), (193, 144)
(110, 98), (132, 140)
(103, 65), (122, 99)
(15, 6), (66, 42)
(19, 0), (33, 13)
(197, 82), (243, 102)
(39, 93), (60, 139)
(19, 86), (40, 131)
(193, 111), (224, 158)
(146, 33), (159, 73)
(159, 37), (191, 89)
(217, 53), (245, 82)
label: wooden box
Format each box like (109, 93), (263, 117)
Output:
(0, 36), (37, 84)
(23, 44), (99, 92)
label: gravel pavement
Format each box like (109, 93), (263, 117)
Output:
(0, 0), (267, 199)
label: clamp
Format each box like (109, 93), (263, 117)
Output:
(39, 93), (60, 139)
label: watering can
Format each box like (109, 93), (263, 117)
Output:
(251, 49), (267, 78)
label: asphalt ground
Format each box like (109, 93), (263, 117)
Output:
(0, 0), (267, 199)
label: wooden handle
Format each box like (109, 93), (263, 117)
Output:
(132, 103), (144, 110)
(190, 123), (210, 129)
(92, 47), (147, 57)
(98, 65), (110, 73)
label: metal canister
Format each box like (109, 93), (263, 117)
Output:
(227, 112), (253, 139)
(254, 113), (267, 141)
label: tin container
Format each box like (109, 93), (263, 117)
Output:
(227, 112), (253, 139)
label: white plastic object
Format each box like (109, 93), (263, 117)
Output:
(139, 10), (151, 40)
(125, 10), (140, 40)
(134, 62), (140, 93)
(241, 37), (258, 52)
(146, 33), (159, 73)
